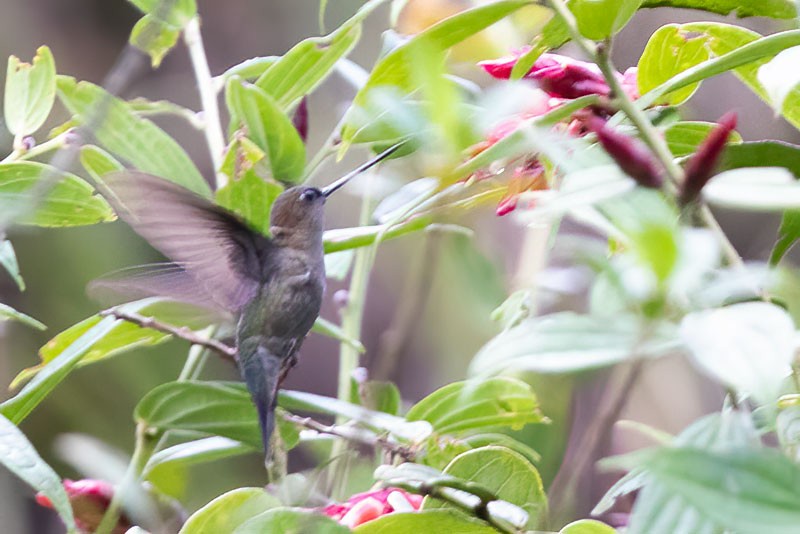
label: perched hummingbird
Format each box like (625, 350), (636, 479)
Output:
(98, 146), (399, 457)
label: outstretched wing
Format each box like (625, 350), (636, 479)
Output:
(101, 171), (272, 313)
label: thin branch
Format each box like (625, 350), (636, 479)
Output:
(99, 308), (236, 361)
(282, 412), (416, 462)
(183, 16), (227, 188)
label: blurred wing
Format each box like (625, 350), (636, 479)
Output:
(88, 263), (230, 318)
(101, 171), (271, 313)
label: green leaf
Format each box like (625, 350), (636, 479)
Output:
(136, 381), (262, 448)
(324, 249), (354, 281)
(353, 510), (496, 533)
(570, 0), (643, 40)
(253, 0), (385, 109)
(129, 14), (180, 68)
(352, 379), (402, 415)
(406, 377), (545, 435)
(56, 76), (209, 196)
(218, 57), (279, 83)
(560, 519), (617, 533)
(341, 0), (532, 146)
(4, 46), (56, 136)
(0, 316), (119, 424)
(0, 162), (115, 227)
(666, 121), (742, 157)
(757, 45), (800, 113)
(0, 239), (25, 290)
(638, 24), (710, 105)
(702, 167), (800, 211)
(470, 313), (678, 375)
(680, 302), (795, 405)
(179, 487), (280, 534)
(80, 145), (125, 181)
(129, 0), (196, 26)
(312, 316), (365, 353)
(644, 448), (800, 534)
(216, 169), (283, 235)
(424, 446), (547, 529)
(0, 414), (76, 532)
(233, 507), (350, 534)
(11, 298), (216, 389)
(226, 79), (306, 183)
(145, 437), (254, 478)
(640, 0), (796, 18)
(0, 302), (45, 330)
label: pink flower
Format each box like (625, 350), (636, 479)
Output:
(496, 159), (547, 216)
(323, 488), (423, 528)
(36, 479), (131, 534)
(479, 49), (639, 101)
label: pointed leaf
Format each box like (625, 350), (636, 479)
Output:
(0, 302), (45, 330)
(216, 169), (283, 235)
(80, 145), (125, 181)
(0, 239), (25, 290)
(56, 76), (209, 196)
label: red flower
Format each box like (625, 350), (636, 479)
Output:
(479, 49), (639, 101)
(323, 488), (423, 528)
(586, 116), (663, 189)
(679, 112), (737, 206)
(36, 479), (131, 534)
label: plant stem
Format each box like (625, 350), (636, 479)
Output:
(1, 132), (69, 163)
(183, 16), (227, 189)
(546, 0), (745, 270)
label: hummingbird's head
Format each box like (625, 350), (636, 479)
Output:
(269, 185), (326, 234)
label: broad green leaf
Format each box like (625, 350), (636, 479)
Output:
(560, 519), (617, 533)
(470, 313), (679, 375)
(254, 0), (386, 109)
(0, 239), (25, 290)
(136, 381), (262, 448)
(0, 414), (76, 532)
(129, 14), (180, 68)
(757, 45), (800, 113)
(637, 29), (800, 113)
(638, 24), (710, 105)
(233, 507), (350, 534)
(129, 0), (196, 26)
(226, 79), (306, 183)
(702, 167), (800, 211)
(351, 379), (401, 415)
(353, 510), (496, 533)
(0, 162), (115, 227)
(80, 145), (124, 181)
(11, 298), (216, 389)
(4, 46), (56, 136)
(216, 169), (283, 235)
(640, 0), (796, 18)
(644, 448), (800, 534)
(424, 446), (546, 529)
(179, 487), (280, 534)
(666, 121), (742, 157)
(0, 302), (45, 330)
(0, 316), (119, 424)
(570, 0), (643, 40)
(56, 76), (209, 196)
(145, 437), (254, 478)
(405, 377), (545, 434)
(341, 0), (532, 146)
(680, 302), (795, 405)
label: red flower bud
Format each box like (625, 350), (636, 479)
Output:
(679, 112), (737, 206)
(37, 479), (131, 534)
(292, 97), (309, 143)
(586, 116), (663, 189)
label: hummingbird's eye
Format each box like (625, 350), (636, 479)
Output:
(299, 188), (321, 202)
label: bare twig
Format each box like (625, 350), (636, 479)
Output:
(282, 412), (416, 462)
(100, 308), (236, 361)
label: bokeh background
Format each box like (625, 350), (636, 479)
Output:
(0, 1), (798, 532)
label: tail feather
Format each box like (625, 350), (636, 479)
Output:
(239, 344), (282, 458)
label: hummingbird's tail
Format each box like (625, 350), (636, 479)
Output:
(239, 341), (282, 459)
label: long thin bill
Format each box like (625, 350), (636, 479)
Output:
(321, 143), (404, 197)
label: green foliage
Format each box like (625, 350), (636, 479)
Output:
(0, 239), (24, 290)
(666, 121), (742, 157)
(570, 0), (643, 40)
(233, 508), (350, 533)
(638, 24), (710, 105)
(0, 414), (76, 532)
(4, 46), (56, 137)
(179, 487), (280, 534)
(354, 510), (496, 533)
(216, 169), (283, 235)
(127, 0), (197, 66)
(0, 162), (115, 226)
(0, 302), (45, 330)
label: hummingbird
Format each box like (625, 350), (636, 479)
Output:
(98, 145), (399, 457)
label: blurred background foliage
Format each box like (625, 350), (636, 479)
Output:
(0, 0), (799, 531)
